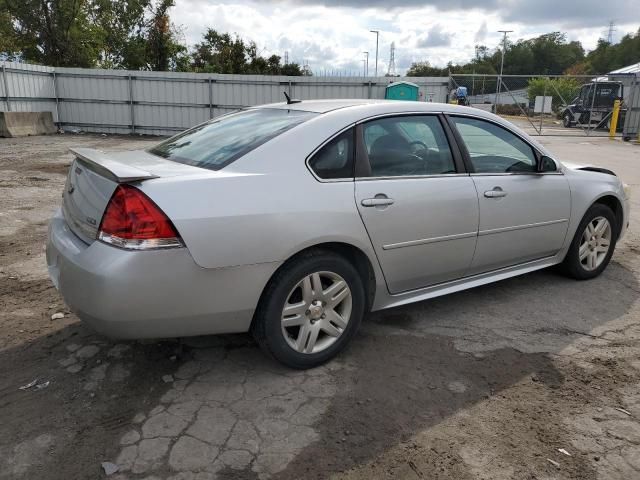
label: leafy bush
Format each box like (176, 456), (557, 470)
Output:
(527, 77), (581, 112)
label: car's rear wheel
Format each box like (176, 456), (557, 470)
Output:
(252, 250), (365, 369)
(561, 204), (617, 280)
(563, 112), (573, 128)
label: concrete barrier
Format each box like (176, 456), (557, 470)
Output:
(0, 112), (56, 137)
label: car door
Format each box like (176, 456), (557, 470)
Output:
(354, 114), (479, 294)
(447, 115), (571, 275)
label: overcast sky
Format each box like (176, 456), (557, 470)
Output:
(172, 0), (639, 75)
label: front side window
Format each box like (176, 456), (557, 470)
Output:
(361, 115), (456, 177)
(449, 116), (537, 173)
(150, 108), (317, 171)
(308, 129), (354, 179)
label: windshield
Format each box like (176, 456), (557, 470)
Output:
(149, 108), (317, 170)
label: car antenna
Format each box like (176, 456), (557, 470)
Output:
(283, 91), (302, 104)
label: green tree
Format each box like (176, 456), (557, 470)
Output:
(584, 29), (640, 73)
(527, 77), (581, 111)
(0, 0), (101, 67)
(191, 29), (303, 75)
(90, 0), (150, 68)
(144, 0), (186, 71)
(406, 61), (447, 77)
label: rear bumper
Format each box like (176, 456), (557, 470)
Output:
(46, 209), (280, 339)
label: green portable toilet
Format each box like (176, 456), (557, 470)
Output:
(385, 81), (419, 101)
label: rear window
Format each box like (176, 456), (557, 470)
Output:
(149, 108), (317, 170)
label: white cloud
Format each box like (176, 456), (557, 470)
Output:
(171, 1), (639, 74)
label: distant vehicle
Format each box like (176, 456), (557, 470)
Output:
(449, 86), (469, 106)
(47, 99), (629, 368)
(561, 81), (626, 130)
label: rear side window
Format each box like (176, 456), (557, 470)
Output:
(149, 108), (317, 171)
(308, 129), (354, 179)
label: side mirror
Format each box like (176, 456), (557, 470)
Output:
(539, 155), (557, 173)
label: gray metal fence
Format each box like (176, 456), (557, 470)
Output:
(450, 73), (640, 139)
(0, 61), (449, 136)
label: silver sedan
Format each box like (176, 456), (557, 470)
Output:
(46, 99), (630, 368)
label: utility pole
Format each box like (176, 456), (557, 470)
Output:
(363, 51), (369, 76)
(370, 30), (379, 77)
(495, 30), (513, 112)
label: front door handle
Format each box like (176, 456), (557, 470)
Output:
(361, 197), (395, 207)
(484, 187), (507, 198)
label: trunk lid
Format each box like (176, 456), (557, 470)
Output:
(62, 147), (205, 244)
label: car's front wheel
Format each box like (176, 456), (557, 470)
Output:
(561, 204), (617, 280)
(563, 112), (573, 128)
(252, 250), (365, 369)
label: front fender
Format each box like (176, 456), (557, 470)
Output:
(559, 168), (628, 258)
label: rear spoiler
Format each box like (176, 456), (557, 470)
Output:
(69, 147), (159, 183)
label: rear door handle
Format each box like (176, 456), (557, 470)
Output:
(484, 187), (507, 198)
(361, 197), (395, 207)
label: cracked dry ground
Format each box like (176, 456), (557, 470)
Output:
(2, 134), (640, 480)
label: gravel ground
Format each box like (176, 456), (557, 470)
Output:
(1, 132), (640, 480)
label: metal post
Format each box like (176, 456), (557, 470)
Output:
(52, 71), (60, 127)
(128, 75), (135, 134)
(208, 77), (213, 119)
(363, 52), (369, 77)
(610, 99), (621, 139)
(539, 79), (546, 134)
(587, 78), (597, 137)
(2, 64), (11, 112)
(471, 71), (475, 97)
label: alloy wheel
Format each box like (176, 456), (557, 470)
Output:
(281, 271), (352, 354)
(579, 216), (612, 271)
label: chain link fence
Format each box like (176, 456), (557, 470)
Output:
(450, 74), (639, 138)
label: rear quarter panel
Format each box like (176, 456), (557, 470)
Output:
(137, 111), (381, 274)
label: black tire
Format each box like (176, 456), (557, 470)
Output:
(561, 204), (617, 280)
(252, 249), (365, 369)
(563, 112), (572, 128)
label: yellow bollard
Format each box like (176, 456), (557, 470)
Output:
(609, 99), (621, 139)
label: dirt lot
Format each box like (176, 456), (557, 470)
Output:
(1, 132), (640, 480)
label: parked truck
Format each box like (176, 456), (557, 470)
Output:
(561, 81), (626, 130)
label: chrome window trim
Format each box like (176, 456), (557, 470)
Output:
(354, 111), (445, 123)
(355, 173), (470, 181)
(306, 110), (564, 183)
(470, 171), (564, 177)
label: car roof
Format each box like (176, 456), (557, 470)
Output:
(255, 98), (498, 117)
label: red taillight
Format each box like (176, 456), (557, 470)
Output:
(98, 185), (182, 250)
